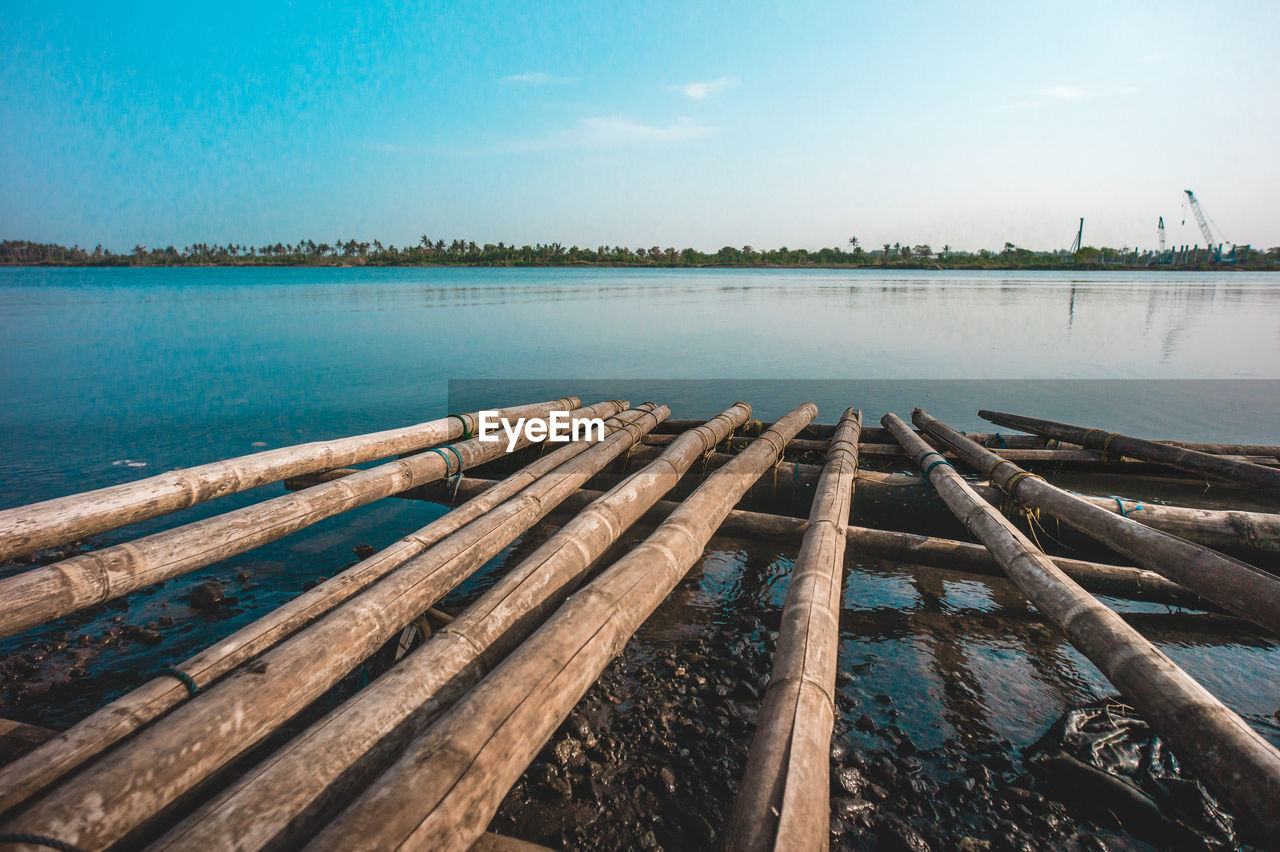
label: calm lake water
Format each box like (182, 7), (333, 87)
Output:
(1, 267), (1278, 824)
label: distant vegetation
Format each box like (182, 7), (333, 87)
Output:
(2, 237), (1276, 270)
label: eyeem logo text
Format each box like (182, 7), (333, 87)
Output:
(477, 410), (607, 452)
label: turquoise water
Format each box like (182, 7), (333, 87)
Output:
(3, 266), (1279, 506)
(1, 265), (1278, 760)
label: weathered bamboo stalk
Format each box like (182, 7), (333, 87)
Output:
(979, 410), (1280, 491)
(621, 446), (1280, 553)
(0, 404), (647, 818)
(728, 409), (861, 851)
(306, 404), (818, 852)
(0, 400), (620, 641)
(0, 405), (668, 851)
(914, 408), (1280, 635)
(883, 413), (1280, 845)
(640, 433), (1280, 466)
(0, 397), (579, 561)
(433, 476), (1208, 607)
(655, 420), (1280, 458)
(153, 404), (752, 851)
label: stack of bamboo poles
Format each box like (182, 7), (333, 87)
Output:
(0, 399), (632, 817)
(1, 399), (1278, 850)
(0, 399), (666, 849)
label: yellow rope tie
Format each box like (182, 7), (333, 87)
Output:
(1001, 470), (1044, 495)
(1100, 432), (1121, 462)
(985, 458), (1016, 482)
(825, 438), (858, 462)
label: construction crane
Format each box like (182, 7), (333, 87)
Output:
(1157, 216), (1166, 252)
(1069, 217), (1083, 253)
(1182, 189), (1218, 247)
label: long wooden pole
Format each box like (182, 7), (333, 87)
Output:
(617, 448), (1280, 553)
(431, 476), (1209, 608)
(639, 434), (1280, 467)
(914, 408), (1280, 635)
(152, 403), (752, 851)
(0, 397), (579, 561)
(882, 413), (1280, 846)
(727, 409), (861, 851)
(0, 405), (668, 851)
(306, 404), (818, 852)
(979, 409), (1280, 491)
(0, 403), (644, 818)
(0, 400), (616, 640)
(654, 420), (1280, 458)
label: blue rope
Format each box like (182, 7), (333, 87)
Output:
(449, 414), (473, 439)
(1112, 496), (1144, 517)
(985, 433), (1006, 448)
(923, 458), (953, 478)
(426, 445), (464, 478)
(156, 666), (198, 696)
(0, 834), (86, 852)
(918, 451), (953, 478)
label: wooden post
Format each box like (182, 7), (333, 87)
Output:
(0, 405), (651, 818)
(727, 409), (861, 851)
(152, 404), (752, 851)
(0, 397), (580, 561)
(306, 404), (818, 852)
(0, 400), (621, 640)
(914, 408), (1280, 635)
(979, 409), (1280, 492)
(0, 405), (668, 851)
(882, 413), (1280, 846)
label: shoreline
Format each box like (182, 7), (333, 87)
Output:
(1, 261), (1275, 272)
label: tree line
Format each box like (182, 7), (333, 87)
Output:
(1, 236), (1275, 269)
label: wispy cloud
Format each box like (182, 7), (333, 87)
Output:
(1041, 84), (1089, 101)
(503, 116), (716, 151)
(995, 83), (1139, 110)
(667, 76), (738, 100)
(500, 71), (575, 86)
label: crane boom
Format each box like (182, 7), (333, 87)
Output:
(1069, 217), (1083, 253)
(1184, 189), (1215, 247)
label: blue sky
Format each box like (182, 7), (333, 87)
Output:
(2, 0), (1277, 252)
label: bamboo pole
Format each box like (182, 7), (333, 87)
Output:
(152, 404), (752, 851)
(0, 405), (668, 851)
(617, 448), (1280, 553)
(914, 408), (1280, 635)
(882, 413), (1280, 845)
(0, 397), (579, 561)
(306, 404), (818, 852)
(0, 400), (619, 641)
(0, 404), (647, 819)
(434, 476), (1207, 608)
(979, 410), (1280, 492)
(655, 420), (1280, 458)
(727, 409), (861, 851)
(639, 434), (1280, 466)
